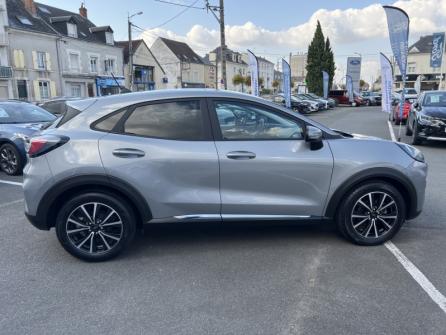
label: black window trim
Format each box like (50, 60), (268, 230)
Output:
(207, 97), (309, 142)
(91, 97), (213, 142)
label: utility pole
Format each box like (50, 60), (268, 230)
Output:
(206, 0), (227, 90)
(128, 11), (143, 92)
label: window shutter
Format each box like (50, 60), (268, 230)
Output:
(46, 53), (51, 71)
(32, 51), (38, 70)
(50, 81), (56, 98)
(13, 49), (20, 68)
(33, 81), (41, 101)
(19, 50), (25, 68)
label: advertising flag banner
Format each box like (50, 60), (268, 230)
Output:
(346, 57), (361, 93)
(322, 71), (329, 99)
(282, 59), (291, 108)
(414, 75), (422, 94)
(430, 32), (445, 68)
(383, 6), (409, 78)
(346, 75), (354, 103)
(247, 50), (259, 96)
(380, 53), (393, 113)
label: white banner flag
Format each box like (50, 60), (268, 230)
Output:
(247, 50), (259, 96)
(380, 52), (393, 113)
(414, 75), (422, 94)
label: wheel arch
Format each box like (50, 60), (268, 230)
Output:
(325, 167), (418, 220)
(36, 175), (152, 230)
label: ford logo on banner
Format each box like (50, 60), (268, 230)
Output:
(350, 60), (361, 65)
(431, 32), (445, 68)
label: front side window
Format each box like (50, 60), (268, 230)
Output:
(123, 100), (205, 140)
(39, 81), (50, 99)
(215, 101), (304, 140)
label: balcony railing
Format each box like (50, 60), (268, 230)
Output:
(0, 66), (12, 78)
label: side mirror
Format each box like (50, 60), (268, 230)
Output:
(413, 102), (419, 109)
(305, 126), (323, 150)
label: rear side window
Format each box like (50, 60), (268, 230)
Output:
(94, 110), (127, 132)
(57, 105), (82, 127)
(122, 100), (206, 140)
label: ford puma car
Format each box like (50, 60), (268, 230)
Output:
(23, 90), (427, 261)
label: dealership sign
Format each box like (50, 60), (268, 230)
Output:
(346, 57), (361, 93)
(430, 32), (445, 68)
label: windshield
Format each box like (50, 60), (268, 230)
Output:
(403, 88), (417, 95)
(0, 102), (56, 124)
(422, 92), (446, 107)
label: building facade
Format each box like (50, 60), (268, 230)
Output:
(206, 46), (248, 92)
(116, 39), (166, 91)
(290, 53), (307, 85)
(394, 35), (445, 91)
(151, 37), (205, 89)
(0, 0), (13, 99)
(201, 56), (216, 89)
(5, 0), (124, 102)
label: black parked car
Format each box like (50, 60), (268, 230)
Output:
(0, 101), (56, 175)
(270, 94), (312, 114)
(406, 91), (446, 145)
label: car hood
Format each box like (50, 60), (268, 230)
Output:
(422, 106), (446, 118)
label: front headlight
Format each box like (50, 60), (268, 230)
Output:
(396, 142), (425, 163)
(418, 114), (433, 125)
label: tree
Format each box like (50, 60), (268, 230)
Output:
(323, 37), (336, 90)
(232, 74), (245, 92)
(305, 21), (336, 95)
(244, 75), (251, 87)
(272, 79), (280, 90)
(305, 21), (326, 96)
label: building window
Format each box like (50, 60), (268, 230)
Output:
(39, 81), (50, 99)
(90, 56), (98, 73)
(105, 32), (114, 45)
(67, 23), (78, 38)
(69, 52), (80, 72)
(192, 71), (199, 82)
(408, 62), (416, 73)
(37, 51), (46, 70)
(70, 84), (81, 97)
(17, 80), (28, 100)
(104, 58), (115, 74)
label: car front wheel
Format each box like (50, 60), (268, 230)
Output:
(336, 182), (406, 245)
(56, 192), (136, 262)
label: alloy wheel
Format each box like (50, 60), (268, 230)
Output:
(0, 147), (18, 175)
(65, 202), (123, 254)
(350, 191), (398, 239)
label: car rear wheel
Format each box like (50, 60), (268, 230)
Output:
(0, 143), (23, 176)
(336, 182), (406, 246)
(56, 192), (136, 262)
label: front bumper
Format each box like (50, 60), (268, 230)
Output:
(25, 212), (51, 230)
(417, 122), (446, 141)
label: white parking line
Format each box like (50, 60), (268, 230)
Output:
(385, 242), (446, 314)
(387, 120), (397, 141)
(0, 199), (23, 209)
(0, 180), (23, 187)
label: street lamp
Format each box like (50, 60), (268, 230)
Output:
(128, 11), (143, 91)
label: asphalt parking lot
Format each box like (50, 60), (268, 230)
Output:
(1, 106), (446, 334)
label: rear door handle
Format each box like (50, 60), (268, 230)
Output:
(226, 151), (256, 160)
(112, 148), (145, 158)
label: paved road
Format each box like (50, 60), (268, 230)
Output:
(1, 106), (445, 334)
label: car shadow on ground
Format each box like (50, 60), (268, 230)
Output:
(122, 220), (341, 259)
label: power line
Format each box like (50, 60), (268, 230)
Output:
(151, 0), (203, 30)
(154, 0), (205, 9)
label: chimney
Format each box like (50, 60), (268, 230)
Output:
(22, 0), (36, 16)
(79, 3), (88, 18)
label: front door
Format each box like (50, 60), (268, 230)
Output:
(98, 98), (220, 221)
(209, 99), (334, 218)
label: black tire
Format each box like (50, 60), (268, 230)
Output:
(411, 121), (422, 145)
(405, 123), (413, 136)
(56, 192), (136, 262)
(0, 143), (23, 175)
(365, 100), (371, 106)
(336, 182), (406, 246)
(394, 117), (401, 125)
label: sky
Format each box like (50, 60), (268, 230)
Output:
(39, 0), (446, 85)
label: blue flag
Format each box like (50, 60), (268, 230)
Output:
(383, 6), (409, 78)
(346, 75), (353, 103)
(282, 59), (291, 109)
(322, 71), (329, 99)
(430, 32), (445, 68)
(247, 50), (259, 97)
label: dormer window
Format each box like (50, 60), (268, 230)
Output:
(67, 23), (78, 38)
(105, 32), (114, 45)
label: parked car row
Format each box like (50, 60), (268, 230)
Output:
(328, 90), (365, 107)
(265, 93), (335, 114)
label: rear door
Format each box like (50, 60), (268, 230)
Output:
(208, 98), (334, 218)
(97, 98), (221, 221)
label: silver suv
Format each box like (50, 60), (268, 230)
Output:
(23, 90), (427, 261)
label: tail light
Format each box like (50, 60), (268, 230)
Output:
(28, 135), (69, 158)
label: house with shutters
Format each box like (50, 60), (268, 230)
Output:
(6, 0), (124, 102)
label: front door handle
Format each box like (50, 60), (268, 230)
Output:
(226, 151), (256, 160)
(112, 148), (145, 158)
